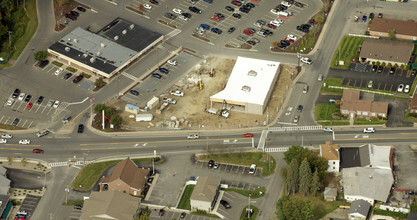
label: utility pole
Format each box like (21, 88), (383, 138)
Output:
(152, 150), (156, 175)
(8, 31), (12, 48)
(248, 193), (251, 218)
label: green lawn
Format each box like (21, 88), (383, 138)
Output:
(288, 195), (350, 219)
(0, 123), (26, 130)
(240, 205), (259, 220)
(373, 209), (408, 219)
(62, 200), (84, 206)
(196, 152), (276, 176)
(223, 187), (265, 199)
(320, 78), (344, 95)
(315, 104), (340, 120)
(330, 36), (366, 69)
(317, 121), (350, 126)
(177, 185), (195, 210)
(354, 118), (386, 125)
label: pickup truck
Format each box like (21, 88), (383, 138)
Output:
(170, 90), (184, 97)
(163, 97), (177, 104)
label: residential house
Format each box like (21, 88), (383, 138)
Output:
(190, 176), (221, 212)
(359, 38), (414, 66)
(99, 157), (150, 196)
(409, 96), (417, 113)
(348, 199), (371, 220)
(368, 18), (417, 41)
(340, 89), (388, 119)
(324, 187), (337, 201)
(80, 190), (140, 220)
(320, 141), (340, 173)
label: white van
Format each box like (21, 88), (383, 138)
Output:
(278, 11), (289, 17)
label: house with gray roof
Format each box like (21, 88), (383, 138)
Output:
(190, 176), (221, 212)
(324, 187), (337, 201)
(348, 199), (371, 220)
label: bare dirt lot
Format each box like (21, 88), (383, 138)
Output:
(108, 57), (294, 131)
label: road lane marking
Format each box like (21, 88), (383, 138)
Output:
(72, 103), (93, 122)
(0, 147), (32, 151)
(80, 137), (250, 146)
(4, 144), (41, 147)
(81, 146), (157, 151)
(336, 137), (417, 141)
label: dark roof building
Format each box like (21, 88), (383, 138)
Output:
(48, 18), (163, 78)
(348, 199), (371, 219)
(368, 18), (417, 41)
(359, 38), (414, 66)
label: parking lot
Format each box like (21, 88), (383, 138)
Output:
(194, 160), (262, 178)
(19, 194), (42, 220)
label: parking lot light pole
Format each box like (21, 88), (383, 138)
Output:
(248, 193), (251, 218)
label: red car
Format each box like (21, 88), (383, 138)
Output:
(33, 149), (44, 154)
(243, 28), (255, 36)
(378, 13), (383, 18)
(26, 102), (33, 110)
(267, 23), (276, 29)
(243, 133), (254, 137)
(65, 13), (76, 20)
(212, 13), (225, 21)
(231, 0), (242, 6)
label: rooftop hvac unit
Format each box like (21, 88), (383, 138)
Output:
(122, 29), (127, 35)
(65, 47), (70, 52)
(248, 70), (257, 76)
(83, 53), (88, 58)
(129, 24), (135, 30)
(114, 35), (119, 40)
(241, 85), (251, 92)
(100, 42), (106, 48)
(96, 51), (101, 56)
(67, 38), (71, 42)
(73, 39), (78, 43)
(90, 57), (96, 63)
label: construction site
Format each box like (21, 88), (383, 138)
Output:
(106, 56), (295, 131)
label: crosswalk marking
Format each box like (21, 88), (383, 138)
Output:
(54, 102), (69, 115)
(164, 29), (182, 41)
(121, 71), (138, 81)
(268, 126), (323, 132)
(264, 147), (289, 152)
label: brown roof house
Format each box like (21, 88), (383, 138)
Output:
(99, 157), (150, 196)
(320, 141), (340, 173)
(340, 89), (388, 119)
(190, 176), (221, 212)
(80, 190), (140, 220)
(359, 38), (414, 66)
(409, 95), (417, 113)
(368, 18), (417, 41)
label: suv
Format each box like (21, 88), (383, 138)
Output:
(296, 105), (303, 112)
(163, 97), (177, 104)
(36, 129), (49, 138)
(208, 160), (214, 168)
(249, 164), (256, 174)
(363, 127), (375, 133)
(78, 124), (84, 133)
(12, 89), (20, 98)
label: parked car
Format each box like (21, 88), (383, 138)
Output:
(187, 134), (199, 139)
(362, 15), (367, 22)
(24, 95), (32, 102)
(213, 162), (220, 169)
(77, 6), (86, 12)
(165, 13), (176, 20)
(12, 89), (20, 98)
(74, 204), (83, 210)
(389, 67), (396, 74)
(249, 164), (256, 174)
(7, 98), (14, 106)
(228, 27), (236, 33)
(208, 160), (214, 168)
(172, 8), (182, 14)
(39, 60), (49, 68)
(55, 68), (64, 75)
(367, 80), (373, 88)
(129, 90), (139, 96)
(159, 67), (169, 74)
(170, 90), (184, 96)
(397, 84), (404, 92)
(378, 13), (383, 18)
(152, 73), (162, 79)
(159, 209), (165, 216)
(18, 93), (25, 101)
(53, 100), (60, 108)
(167, 60), (177, 66)
(26, 102), (33, 110)
(220, 200), (231, 209)
(377, 65), (384, 73)
(369, 13), (374, 20)
(405, 85), (410, 93)
(189, 6), (202, 14)
(225, 6), (234, 12)
(12, 118), (20, 126)
(232, 13), (241, 19)
(73, 75), (84, 83)
(293, 115), (299, 123)
(163, 97), (177, 104)
(150, 0), (159, 5)
(180, 212), (186, 218)
(363, 127), (375, 133)
(211, 27), (222, 34)
(371, 65), (377, 72)
(47, 100), (54, 107)
(64, 72), (72, 79)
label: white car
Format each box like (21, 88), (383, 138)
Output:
(300, 57), (313, 65)
(287, 34), (297, 41)
(323, 127), (333, 132)
(281, 1), (291, 7)
(187, 134), (200, 139)
(47, 100), (54, 107)
(18, 93), (26, 101)
(172, 8), (182, 14)
(167, 60), (177, 66)
(179, 15), (189, 21)
(270, 9), (280, 15)
(19, 139), (31, 145)
(269, 20), (281, 27)
(54, 68), (63, 76)
(1, 134), (12, 139)
(6, 98), (14, 106)
(274, 18), (284, 24)
(170, 90), (184, 97)
(363, 127), (375, 133)
(144, 3), (152, 9)
(0, 139), (7, 144)
(163, 97), (177, 104)
(404, 85), (410, 93)
(293, 115), (299, 123)
(53, 100), (60, 108)
(249, 164), (256, 174)
(397, 84), (404, 93)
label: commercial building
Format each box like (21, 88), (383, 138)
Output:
(190, 176), (221, 212)
(359, 38), (414, 66)
(340, 89), (388, 119)
(48, 18), (163, 79)
(210, 57), (280, 115)
(368, 18), (417, 41)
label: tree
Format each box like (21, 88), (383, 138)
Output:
(7, 155), (13, 164)
(34, 50), (48, 61)
(111, 114), (122, 128)
(287, 158), (299, 195)
(314, 14), (324, 23)
(388, 29), (396, 40)
(94, 103), (108, 113)
(138, 3), (145, 11)
(94, 78), (106, 89)
(272, 41), (280, 47)
(284, 146), (308, 164)
(277, 196), (314, 220)
(310, 169), (320, 196)
(298, 158), (312, 196)
(21, 157), (27, 167)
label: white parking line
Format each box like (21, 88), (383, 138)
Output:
(4, 116), (10, 124)
(22, 120), (27, 127)
(41, 106), (48, 114)
(46, 107), (53, 115)
(35, 104), (42, 113)
(0, 116), (3, 123)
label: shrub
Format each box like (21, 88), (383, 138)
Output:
(387, 63), (392, 67)
(406, 64), (411, 70)
(80, 72), (91, 79)
(66, 66), (77, 72)
(52, 61), (63, 67)
(381, 62), (386, 66)
(400, 64), (405, 69)
(394, 64), (398, 68)
(376, 61), (380, 65)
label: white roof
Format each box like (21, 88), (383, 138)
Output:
(210, 57), (280, 105)
(367, 144), (392, 169)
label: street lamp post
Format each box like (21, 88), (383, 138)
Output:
(248, 193), (251, 218)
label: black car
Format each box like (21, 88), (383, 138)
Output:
(180, 212), (186, 218)
(247, 40), (256, 45)
(371, 65), (377, 72)
(165, 13), (176, 20)
(225, 6), (234, 12)
(232, 13), (241, 19)
(245, 3), (255, 8)
(239, 6), (250, 13)
(228, 27), (236, 33)
(412, 69), (416, 76)
(152, 73), (162, 79)
(189, 6), (202, 14)
(377, 65), (384, 73)
(12, 118), (20, 126)
(159, 209), (165, 216)
(73, 75), (84, 83)
(39, 60), (49, 68)
(208, 160), (214, 168)
(77, 6), (86, 12)
(297, 105), (303, 113)
(220, 200), (231, 209)
(150, 0), (159, 5)
(74, 204), (83, 210)
(24, 95), (32, 102)
(182, 12), (192, 18)
(78, 124), (84, 133)
(389, 67), (396, 74)
(129, 90), (139, 96)
(64, 72), (72, 79)
(12, 89), (20, 98)
(280, 40), (290, 46)
(70, 11), (79, 17)
(369, 13), (375, 20)
(159, 67), (169, 74)
(294, 2), (304, 7)
(37, 96), (44, 104)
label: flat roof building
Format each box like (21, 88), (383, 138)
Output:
(190, 176), (221, 212)
(210, 57), (280, 115)
(48, 18), (163, 79)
